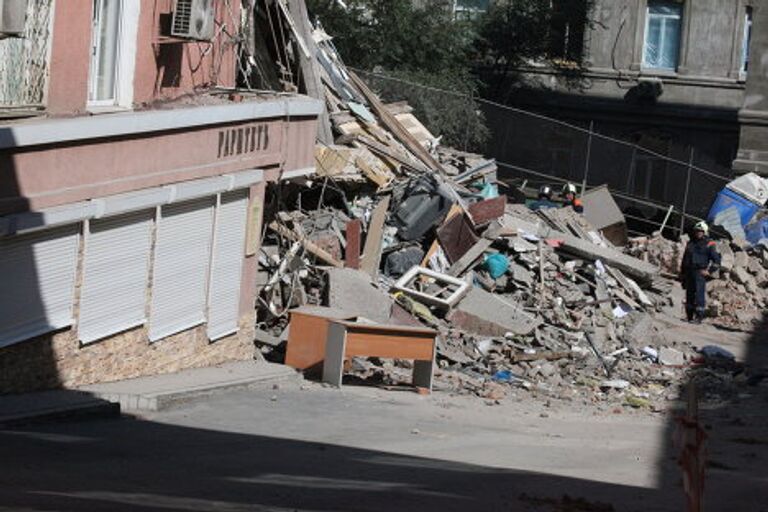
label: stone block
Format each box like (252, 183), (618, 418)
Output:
(658, 347), (685, 366)
(734, 250), (749, 269)
(731, 266), (754, 286)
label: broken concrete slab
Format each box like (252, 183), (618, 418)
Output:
(325, 267), (394, 324)
(731, 266), (753, 286)
(504, 213), (658, 283)
(658, 347), (685, 366)
(446, 288), (541, 337)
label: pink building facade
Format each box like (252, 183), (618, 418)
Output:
(0, 0), (320, 393)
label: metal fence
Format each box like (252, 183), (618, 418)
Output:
(355, 69), (734, 239)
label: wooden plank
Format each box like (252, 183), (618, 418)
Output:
(468, 196), (507, 226)
(359, 196), (391, 278)
(344, 331), (435, 360)
(345, 219), (362, 269)
(349, 71), (446, 175)
(352, 134), (427, 173)
(286, 309), (356, 370)
(437, 212), (479, 264)
(268, 221), (343, 268)
(286, 0), (333, 144)
(446, 238), (493, 277)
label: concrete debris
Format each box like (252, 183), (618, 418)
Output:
(252, 15), (756, 409)
(628, 232), (767, 329)
(446, 287), (541, 337)
(658, 347), (685, 366)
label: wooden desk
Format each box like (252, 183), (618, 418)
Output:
(285, 306), (357, 371)
(322, 320), (437, 392)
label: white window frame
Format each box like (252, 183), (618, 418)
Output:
(740, 7), (753, 78)
(642, 1), (683, 71)
(87, 0), (139, 110)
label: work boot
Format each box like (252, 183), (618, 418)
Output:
(693, 309), (705, 324)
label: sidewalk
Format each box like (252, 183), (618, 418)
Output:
(78, 361), (300, 412)
(0, 361), (301, 426)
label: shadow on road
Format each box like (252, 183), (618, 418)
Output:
(1, 413), (667, 512)
(656, 311), (768, 511)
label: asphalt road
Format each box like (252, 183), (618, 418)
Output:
(2, 332), (768, 512)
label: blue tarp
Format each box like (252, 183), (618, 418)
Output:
(745, 215), (768, 248)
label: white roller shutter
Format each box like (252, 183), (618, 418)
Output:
(0, 225), (80, 347)
(78, 211), (153, 344)
(207, 190), (249, 341)
(149, 198), (215, 342)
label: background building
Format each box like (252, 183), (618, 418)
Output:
(487, 0), (761, 221)
(0, 0), (320, 393)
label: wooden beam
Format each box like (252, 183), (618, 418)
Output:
(268, 221), (343, 268)
(349, 71), (445, 175)
(359, 196), (391, 278)
(345, 219), (362, 269)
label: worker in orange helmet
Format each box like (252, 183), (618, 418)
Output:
(561, 183), (584, 213)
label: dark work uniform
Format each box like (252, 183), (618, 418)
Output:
(529, 198), (558, 211)
(680, 237), (721, 321)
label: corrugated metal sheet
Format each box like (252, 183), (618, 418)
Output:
(0, 224), (80, 347)
(207, 190), (248, 341)
(78, 211), (153, 344)
(148, 198), (215, 342)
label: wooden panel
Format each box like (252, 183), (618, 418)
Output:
(345, 219), (361, 269)
(344, 331), (435, 361)
(285, 308), (350, 370)
(437, 212), (479, 264)
(285, 313), (334, 370)
(468, 196), (507, 226)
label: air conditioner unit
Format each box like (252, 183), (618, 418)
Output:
(171, 0), (214, 41)
(0, 0), (28, 38)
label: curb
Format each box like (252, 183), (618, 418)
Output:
(0, 400), (120, 428)
(88, 367), (302, 412)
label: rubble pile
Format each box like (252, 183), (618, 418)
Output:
(253, 12), (758, 409)
(628, 233), (768, 329)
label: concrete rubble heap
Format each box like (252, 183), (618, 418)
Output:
(252, 12), (761, 410)
(628, 233), (768, 329)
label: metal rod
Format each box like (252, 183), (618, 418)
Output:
(659, 204), (675, 235)
(581, 120), (594, 195)
(679, 148), (695, 235)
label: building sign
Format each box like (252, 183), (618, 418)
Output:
(218, 124), (270, 158)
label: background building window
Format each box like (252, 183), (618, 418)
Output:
(89, 0), (122, 104)
(549, 0), (588, 63)
(642, 1), (682, 70)
(741, 6), (753, 74)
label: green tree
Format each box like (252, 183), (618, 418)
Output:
(306, 0), (489, 151)
(476, 0), (594, 94)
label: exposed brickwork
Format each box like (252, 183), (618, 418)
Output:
(0, 316), (255, 395)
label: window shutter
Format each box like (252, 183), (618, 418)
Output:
(78, 211), (153, 344)
(0, 225), (79, 347)
(207, 190), (248, 341)
(149, 198), (214, 342)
